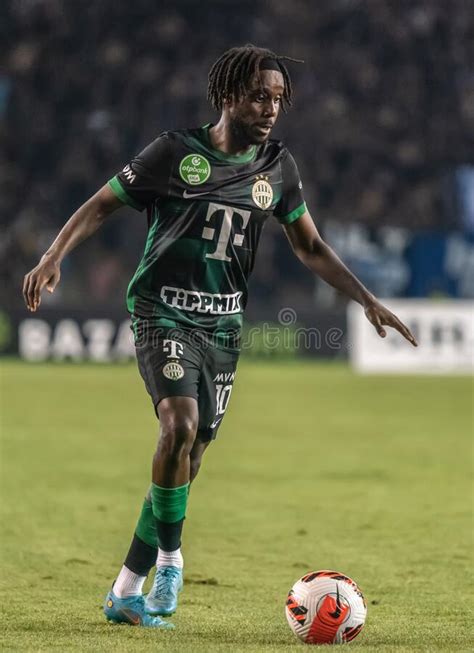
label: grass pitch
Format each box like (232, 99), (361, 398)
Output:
(1, 360), (472, 652)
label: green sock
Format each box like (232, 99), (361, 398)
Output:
(151, 482), (189, 551)
(134, 493), (158, 548)
(150, 482), (189, 523)
(123, 491), (159, 575)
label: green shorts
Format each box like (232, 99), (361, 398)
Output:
(134, 323), (240, 441)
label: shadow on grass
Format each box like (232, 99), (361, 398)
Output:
(184, 576), (236, 588)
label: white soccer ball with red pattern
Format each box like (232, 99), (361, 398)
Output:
(285, 570), (367, 645)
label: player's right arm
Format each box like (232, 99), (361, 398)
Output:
(23, 184), (123, 312)
(23, 134), (170, 311)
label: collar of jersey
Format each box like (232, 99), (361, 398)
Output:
(199, 124), (257, 164)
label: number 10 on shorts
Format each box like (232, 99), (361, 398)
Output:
(215, 384), (232, 416)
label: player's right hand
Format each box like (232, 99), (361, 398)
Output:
(23, 255), (61, 312)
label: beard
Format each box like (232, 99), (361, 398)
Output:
(229, 115), (268, 145)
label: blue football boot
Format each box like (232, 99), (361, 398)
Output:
(145, 566), (183, 616)
(104, 588), (174, 628)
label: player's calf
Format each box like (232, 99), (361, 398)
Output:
(153, 398), (199, 486)
(189, 439), (210, 483)
(143, 397), (198, 617)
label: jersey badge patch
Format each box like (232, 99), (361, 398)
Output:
(252, 175), (273, 209)
(179, 154), (211, 185)
(162, 361), (185, 381)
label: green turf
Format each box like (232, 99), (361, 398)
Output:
(1, 360), (472, 652)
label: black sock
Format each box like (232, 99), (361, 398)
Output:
(155, 518), (184, 552)
(124, 534), (158, 576)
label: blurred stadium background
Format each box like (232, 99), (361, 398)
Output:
(1, 0), (473, 369)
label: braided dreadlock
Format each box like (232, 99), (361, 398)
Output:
(207, 44), (303, 113)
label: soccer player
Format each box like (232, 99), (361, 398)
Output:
(23, 45), (417, 629)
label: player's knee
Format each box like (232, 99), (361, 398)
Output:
(158, 415), (198, 460)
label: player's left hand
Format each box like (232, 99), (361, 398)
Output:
(364, 300), (418, 346)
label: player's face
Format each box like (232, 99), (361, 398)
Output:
(227, 70), (284, 145)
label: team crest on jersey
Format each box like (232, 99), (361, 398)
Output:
(179, 154), (211, 185)
(252, 175), (273, 209)
(162, 361), (185, 381)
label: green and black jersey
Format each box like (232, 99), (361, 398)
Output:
(108, 124), (306, 348)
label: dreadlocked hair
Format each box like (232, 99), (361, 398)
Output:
(207, 44), (303, 113)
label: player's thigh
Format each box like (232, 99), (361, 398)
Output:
(196, 345), (240, 442)
(134, 323), (203, 417)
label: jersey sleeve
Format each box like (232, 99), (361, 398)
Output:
(108, 133), (172, 211)
(273, 150), (307, 225)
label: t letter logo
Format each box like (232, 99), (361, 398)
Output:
(202, 202), (251, 262)
(163, 340), (184, 359)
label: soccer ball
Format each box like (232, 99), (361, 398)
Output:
(285, 570), (367, 645)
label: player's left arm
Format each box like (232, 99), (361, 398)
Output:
(283, 211), (418, 346)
